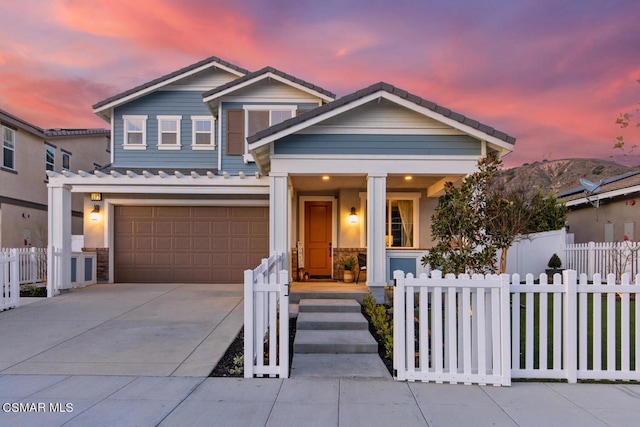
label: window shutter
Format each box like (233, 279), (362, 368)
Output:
(226, 109), (245, 156)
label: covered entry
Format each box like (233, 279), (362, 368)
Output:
(114, 205), (268, 283)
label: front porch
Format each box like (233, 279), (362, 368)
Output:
(272, 173), (463, 301)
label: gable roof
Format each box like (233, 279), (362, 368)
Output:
(248, 82), (516, 147)
(1, 108), (109, 139)
(92, 55), (249, 119)
(202, 66), (336, 104)
(560, 170), (640, 206)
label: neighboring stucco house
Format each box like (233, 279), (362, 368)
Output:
(560, 171), (640, 243)
(46, 55), (516, 294)
(0, 109), (110, 248)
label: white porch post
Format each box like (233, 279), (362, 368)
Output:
(367, 172), (387, 291)
(270, 172), (290, 258)
(47, 184), (72, 297)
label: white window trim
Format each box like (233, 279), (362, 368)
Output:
(45, 144), (55, 171)
(157, 115), (181, 150)
(359, 191), (421, 249)
(243, 105), (296, 163)
(2, 126), (16, 170)
(123, 115), (148, 150)
(190, 115), (215, 150)
(62, 151), (71, 171)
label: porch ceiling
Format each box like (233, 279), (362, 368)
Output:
(289, 174), (450, 192)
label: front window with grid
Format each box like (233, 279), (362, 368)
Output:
(2, 126), (15, 170)
(123, 115), (147, 149)
(191, 116), (214, 150)
(157, 115), (181, 150)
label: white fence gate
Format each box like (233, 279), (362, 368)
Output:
(0, 249), (20, 311)
(395, 269), (640, 384)
(244, 252), (290, 378)
(393, 270), (511, 386)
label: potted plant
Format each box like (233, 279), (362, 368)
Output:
(545, 253), (564, 276)
(340, 255), (357, 283)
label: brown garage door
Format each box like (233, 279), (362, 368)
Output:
(114, 206), (268, 283)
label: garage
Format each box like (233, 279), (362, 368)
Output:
(114, 206), (269, 283)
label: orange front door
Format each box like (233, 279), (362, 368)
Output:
(304, 201), (332, 277)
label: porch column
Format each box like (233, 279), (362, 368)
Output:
(270, 172), (290, 257)
(367, 172), (387, 290)
(47, 184), (72, 297)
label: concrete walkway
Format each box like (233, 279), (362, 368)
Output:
(1, 375), (639, 426)
(0, 283), (244, 377)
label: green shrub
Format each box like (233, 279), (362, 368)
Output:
(362, 291), (394, 359)
(548, 253), (562, 269)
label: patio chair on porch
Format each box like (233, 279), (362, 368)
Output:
(356, 253), (367, 284)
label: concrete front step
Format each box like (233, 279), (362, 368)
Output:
(290, 353), (391, 379)
(294, 329), (378, 354)
(289, 291), (367, 304)
(298, 299), (361, 313)
(297, 312), (368, 330)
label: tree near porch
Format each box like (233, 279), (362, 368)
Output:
(424, 154), (567, 275)
(424, 154), (499, 275)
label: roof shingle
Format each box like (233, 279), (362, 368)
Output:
(247, 82), (516, 145)
(93, 56), (249, 111)
(202, 66), (336, 100)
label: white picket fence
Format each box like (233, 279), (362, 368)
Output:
(393, 270), (511, 386)
(565, 241), (640, 280)
(244, 252), (290, 378)
(512, 270), (640, 381)
(1, 247), (47, 285)
(394, 269), (640, 385)
(0, 249), (20, 311)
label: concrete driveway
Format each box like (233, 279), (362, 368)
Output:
(0, 283), (243, 377)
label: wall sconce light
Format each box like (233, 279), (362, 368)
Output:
(348, 207), (358, 225)
(89, 205), (101, 222)
(90, 192), (102, 201)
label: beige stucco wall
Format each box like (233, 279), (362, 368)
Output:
(338, 188), (361, 248)
(0, 124), (110, 248)
(567, 196), (639, 243)
(333, 187), (439, 249)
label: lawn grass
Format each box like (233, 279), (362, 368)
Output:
(518, 294), (636, 371)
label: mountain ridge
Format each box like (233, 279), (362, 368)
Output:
(494, 158), (640, 199)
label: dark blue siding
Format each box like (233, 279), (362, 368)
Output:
(113, 91), (217, 169)
(273, 134), (481, 156)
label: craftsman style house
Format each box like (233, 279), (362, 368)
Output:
(1, 109), (110, 248)
(46, 55), (516, 293)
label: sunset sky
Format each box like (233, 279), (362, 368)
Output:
(0, 0), (638, 167)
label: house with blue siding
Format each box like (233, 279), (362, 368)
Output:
(46, 55), (515, 293)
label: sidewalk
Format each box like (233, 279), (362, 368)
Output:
(1, 375), (639, 426)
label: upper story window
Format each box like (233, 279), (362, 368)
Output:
(191, 116), (215, 150)
(157, 115), (181, 150)
(45, 144), (55, 181)
(62, 150), (71, 171)
(225, 105), (296, 160)
(2, 126), (16, 170)
(123, 115), (147, 150)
